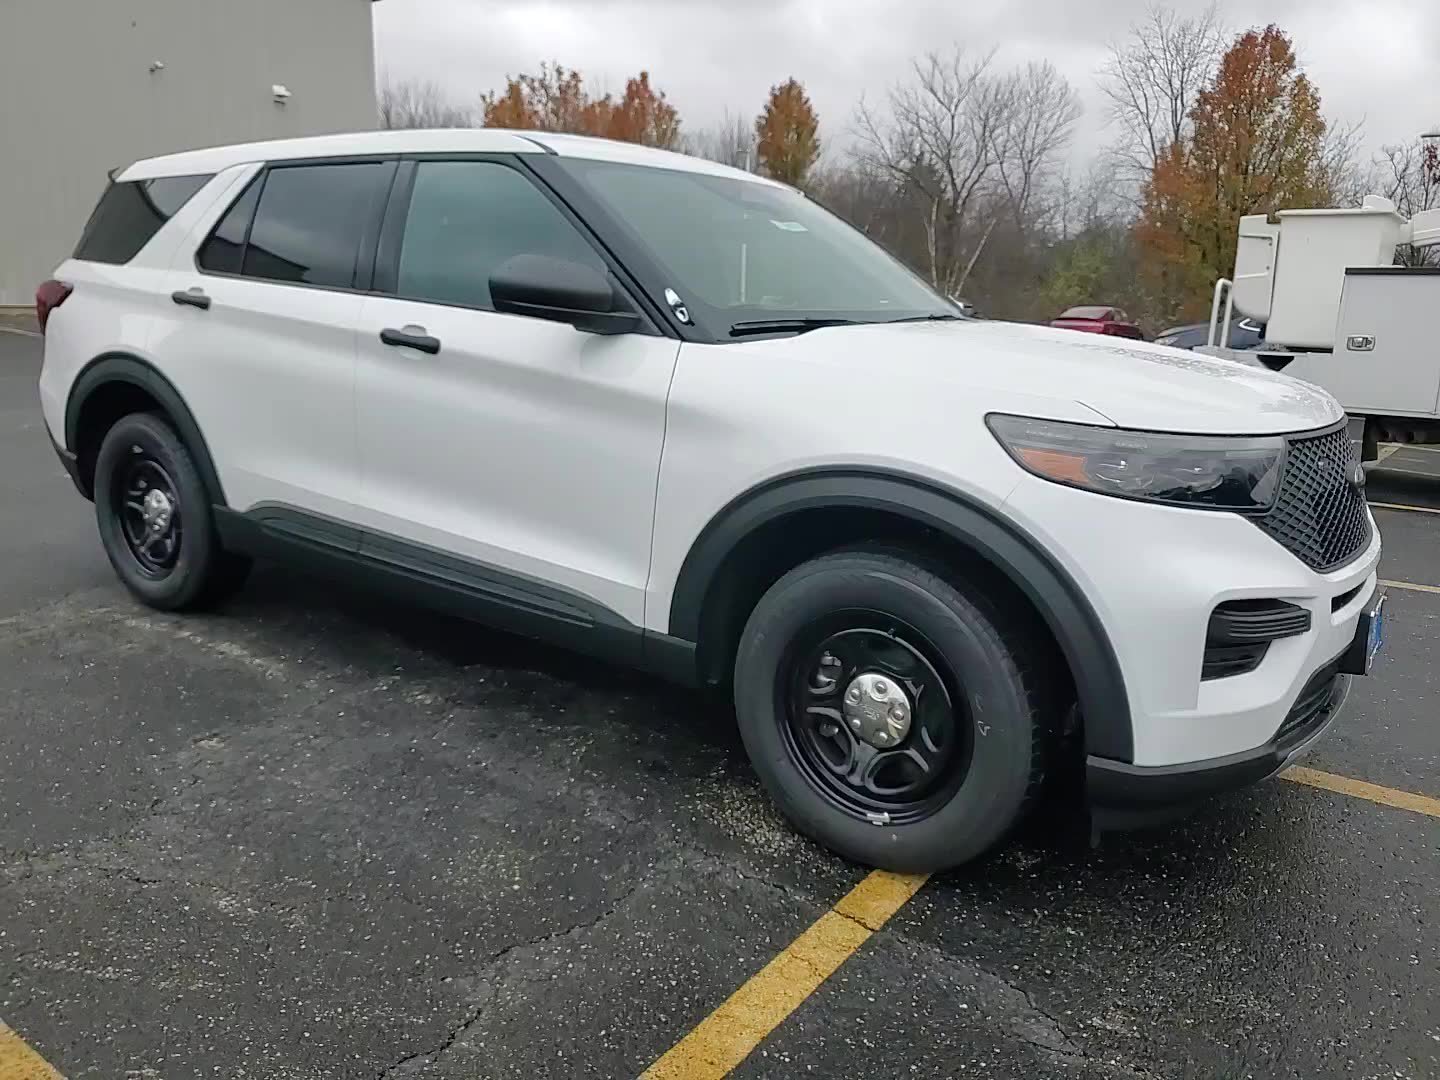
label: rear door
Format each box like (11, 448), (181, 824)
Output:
(351, 157), (679, 627)
(156, 159), (395, 521)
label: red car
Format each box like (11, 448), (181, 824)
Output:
(1049, 306), (1145, 340)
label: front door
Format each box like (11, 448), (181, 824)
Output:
(353, 158), (679, 627)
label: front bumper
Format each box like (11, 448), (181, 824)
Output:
(1087, 663), (1350, 817)
(1002, 472), (1382, 768)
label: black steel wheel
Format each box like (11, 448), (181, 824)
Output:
(93, 412), (250, 611)
(113, 454), (184, 578)
(781, 617), (970, 826)
(733, 547), (1053, 872)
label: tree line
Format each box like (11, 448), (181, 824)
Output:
(379, 3), (1440, 332)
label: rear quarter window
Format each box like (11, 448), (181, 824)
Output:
(73, 174), (213, 265)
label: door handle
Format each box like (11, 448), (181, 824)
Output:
(171, 288), (211, 310)
(380, 325), (441, 355)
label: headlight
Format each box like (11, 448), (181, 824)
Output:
(986, 414), (1284, 511)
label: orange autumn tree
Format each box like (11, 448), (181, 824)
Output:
(755, 78), (821, 187)
(481, 64), (681, 149)
(1137, 26), (1331, 323)
(606, 72), (682, 149)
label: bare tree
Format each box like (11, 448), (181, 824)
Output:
(992, 61), (1082, 230)
(1098, 2), (1225, 197)
(1319, 117), (1368, 207)
(378, 76), (475, 130)
(683, 110), (754, 168)
(1055, 158), (1127, 241)
(1373, 134), (1440, 265)
(855, 48), (1013, 296)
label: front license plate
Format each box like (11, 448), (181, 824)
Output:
(1365, 594), (1386, 669)
(1341, 591), (1386, 675)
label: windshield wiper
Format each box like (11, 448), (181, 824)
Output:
(885, 313), (966, 324)
(729, 317), (860, 337)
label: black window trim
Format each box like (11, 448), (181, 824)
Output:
(192, 156), (399, 297)
(368, 152), (667, 338)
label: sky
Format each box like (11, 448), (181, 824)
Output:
(373, 0), (1439, 170)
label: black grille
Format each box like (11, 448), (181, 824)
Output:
(1252, 426), (1371, 572)
(1273, 659), (1344, 747)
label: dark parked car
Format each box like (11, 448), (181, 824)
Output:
(1154, 318), (1265, 351)
(1049, 306), (1144, 340)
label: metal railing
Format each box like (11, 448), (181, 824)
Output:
(1207, 278), (1235, 349)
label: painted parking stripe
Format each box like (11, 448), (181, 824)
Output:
(1283, 767), (1440, 818)
(0, 1020), (63, 1078)
(1381, 578), (1440, 596)
(1369, 500), (1440, 515)
(0, 327), (40, 339)
(640, 870), (927, 1079)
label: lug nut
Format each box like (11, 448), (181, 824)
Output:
(873, 679), (888, 695)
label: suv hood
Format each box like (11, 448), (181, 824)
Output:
(800, 319), (1343, 435)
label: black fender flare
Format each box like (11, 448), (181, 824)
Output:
(64, 353), (228, 505)
(667, 468), (1134, 762)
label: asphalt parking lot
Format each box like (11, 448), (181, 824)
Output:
(1, 324), (1437, 1079)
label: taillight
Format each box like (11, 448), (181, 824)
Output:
(36, 279), (73, 334)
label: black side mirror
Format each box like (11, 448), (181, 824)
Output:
(489, 254), (640, 335)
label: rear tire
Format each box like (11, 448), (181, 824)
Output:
(732, 547), (1053, 872)
(94, 413), (250, 612)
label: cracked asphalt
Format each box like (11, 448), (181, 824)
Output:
(1, 329), (1437, 1078)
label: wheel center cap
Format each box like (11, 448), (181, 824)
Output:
(842, 672), (912, 748)
(142, 488), (173, 533)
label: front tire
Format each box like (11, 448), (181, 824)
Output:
(733, 548), (1052, 872)
(94, 413), (250, 611)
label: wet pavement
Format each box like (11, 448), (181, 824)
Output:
(1, 330), (1436, 1078)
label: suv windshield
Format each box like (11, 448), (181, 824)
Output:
(556, 158), (957, 336)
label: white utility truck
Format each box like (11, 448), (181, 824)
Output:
(1205, 193), (1440, 461)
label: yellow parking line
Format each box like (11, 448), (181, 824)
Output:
(1381, 578), (1440, 595)
(0, 1021), (63, 1078)
(1369, 500), (1440, 515)
(1283, 767), (1440, 818)
(640, 870), (928, 1079)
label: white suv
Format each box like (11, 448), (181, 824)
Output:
(37, 130), (1385, 871)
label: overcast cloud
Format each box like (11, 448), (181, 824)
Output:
(375, 0), (1438, 168)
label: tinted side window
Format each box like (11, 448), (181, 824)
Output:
(73, 174), (212, 264)
(197, 177), (262, 275)
(243, 163), (387, 288)
(396, 161), (604, 311)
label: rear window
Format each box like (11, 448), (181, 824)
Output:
(1059, 306), (1115, 320)
(73, 174), (212, 264)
